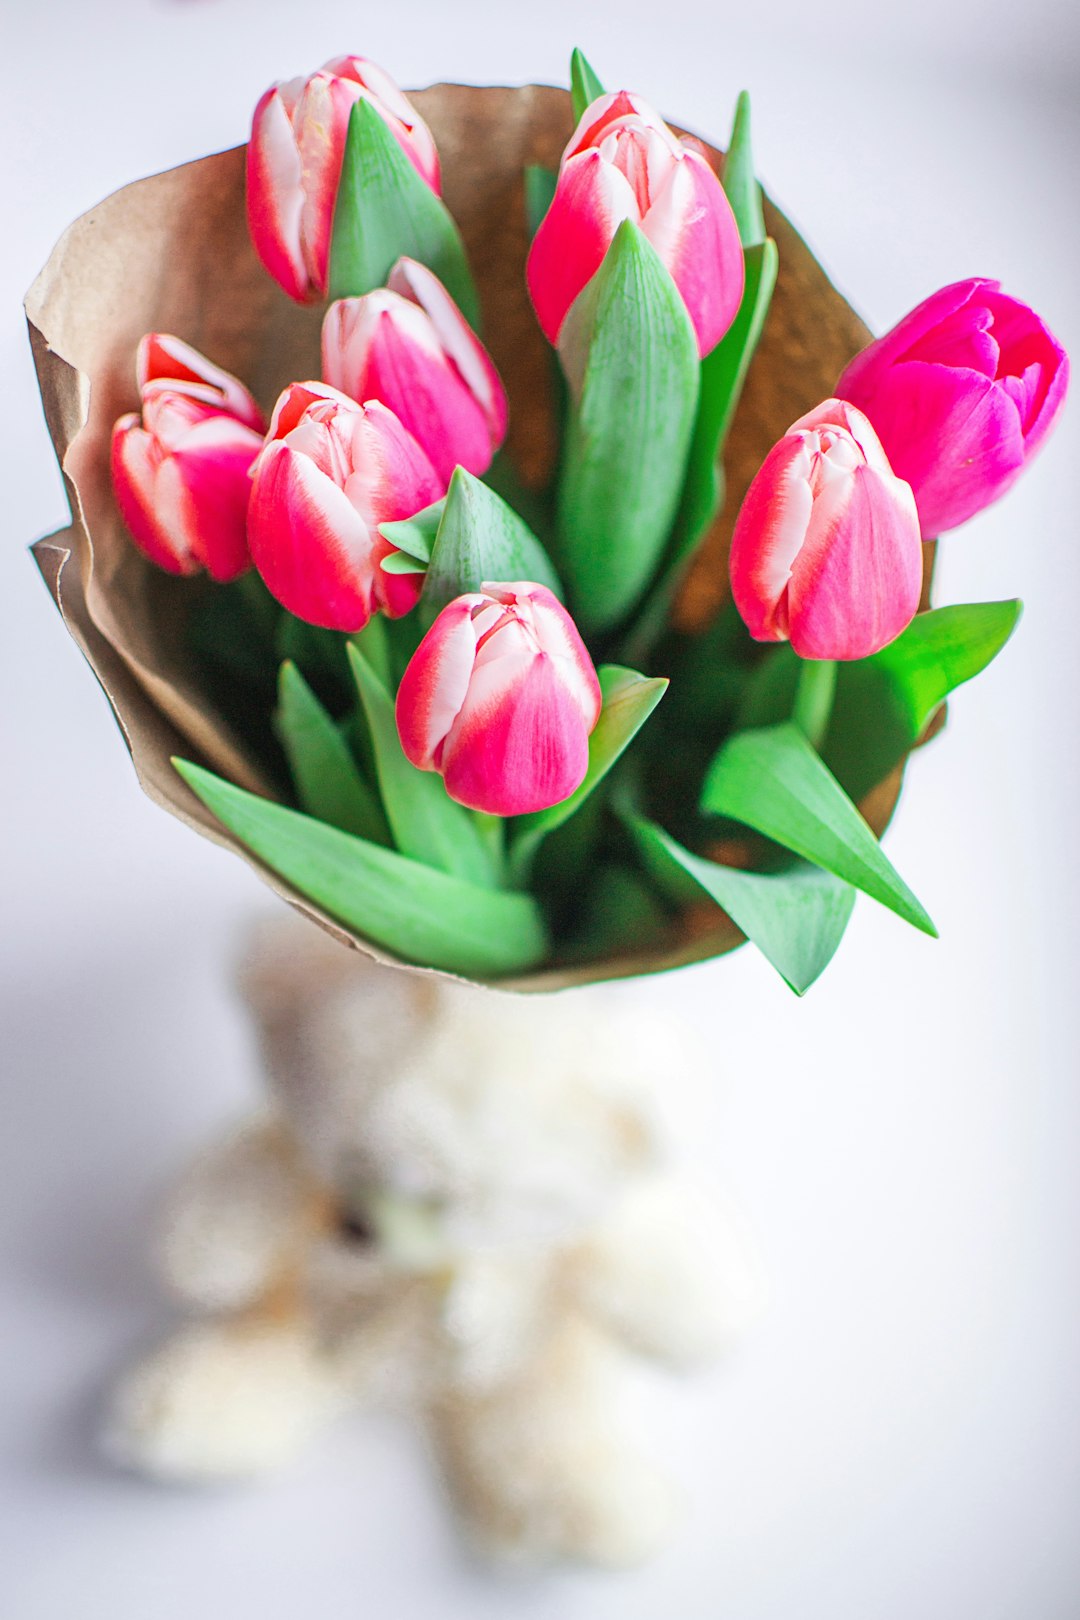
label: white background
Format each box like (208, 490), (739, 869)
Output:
(3, 1), (1079, 1615)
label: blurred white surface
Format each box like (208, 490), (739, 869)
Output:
(3, 1), (1079, 1616)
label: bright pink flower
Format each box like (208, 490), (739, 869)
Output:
(246, 56), (441, 304)
(321, 258), (508, 484)
(247, 381), (444, 631)
(136, 332), (266, 433)
(837, 278), (1069, 536)
(111, 340), (266, 581)
(526, 90), (744, 358)
(729, 398), (923, 661)
(396, 583), (602, 815)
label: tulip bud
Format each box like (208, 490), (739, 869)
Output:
(246, 56), (440, 304)
(247, 382), (444, 631)
(837, 278), (1069, 537)
(321, 258), (508, 484)
(728, 399), (923, 661)
(527, 90), (744, 358)
(111, 339), (266, 582)
(396, 583), (602, 815)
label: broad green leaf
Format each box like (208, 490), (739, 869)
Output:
(556, 220), (700, 635)
(274, 662), (389, 844)
(738, 601), (1022, 802)
(174, 760), (547, 978)
(380, 552), (427, 576)
(509, 665), (669, 885)
(524, 164), (558, 237)
(329, 98), (479, 327)
(349, 613), (393, 688)
(701, 722), (936, 935)
(619, 239), (777, 667)
(570, 48), (605, 121)
(347, 645), (500, 889)
(628, 816), (856, 994)
(420, 466), (563, 620)
(377, 498), (446, 563)
(721, 92), (766, 248)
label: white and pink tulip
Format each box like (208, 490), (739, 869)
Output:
(246, 56), (441, 305)
(527, 90), (744, 358)
(395, 582), (602, 816)
(322, 258), (508, 484)
(111, 337), (266, 582)
(728, 398), (924, 661)
(247, 381), (444, 632)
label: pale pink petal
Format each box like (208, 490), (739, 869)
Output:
(263, 380), (357, 446)
(643, 149), (744, 357)
(248, 441), (377, 630)
(294, 72), (359, 297)
(246, 87), (309, 303)
(497, 583), (602, 727)
(389, 259), (508, 445)
(729, 435), (816, 641)
(564, 91), (677, 164)
(136, 333), (265, 431)
(395, 595), (486, 769)
(787, 464), (922, 659)
(791, 398), (897, 482)
(111, 416), (195, 575)
(344, 399), (445, 525)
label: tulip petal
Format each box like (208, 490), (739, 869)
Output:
(389, 258), (508, 445)
(643, 150), (745, 356)
(442, 647), (592, 816)
(787, 464), (922, 660)
(729, 434), (815, 641)
(165, 416), (262, 581)
(111, 417), (195, 575)
(838, 279), (1000, 395)
(136, 333), (265, 431)
(395, 595), (485, 769)
(248, 441), (377, 631)
(527, 150), (638, 345)
(246, 87), (309, 303)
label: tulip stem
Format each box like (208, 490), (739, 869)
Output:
(472, 811), (508, 887)
(792, 658), (837, 752)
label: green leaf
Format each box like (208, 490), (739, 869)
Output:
(174, 761), (547, 978)
(329, 98), (480, 327)
(347, 644), (500, 889)
(524, 165), (558, 238)
(377, 498), (446, 563)
(562, 862), (670, 964)
(380, 552), (427, 576)
(628, 816), (856, 994)
(274, 662), (389, 845)
(721, 92), (766, 248)
(570, 48), (605, 121)
(701, 722), (936, 935)
(509, 665), (668, 885)
(738, 601), (1023, 802)
(556, 220), (700, 635)
(420, 466), (563, 620)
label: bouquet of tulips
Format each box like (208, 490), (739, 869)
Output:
(40, 49), (1068, 992)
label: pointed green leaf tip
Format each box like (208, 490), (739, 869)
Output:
(420, 467), (563, 622)
(722, 91), (766, 249)
(329, 97), (479, 326)
(173, 759), (547, 978)
(570, 49), (605, 121)
(556, 219), (700, 634)
(275, 661), (389, 845)
(702, 721), (936, 936)
(628, 816), (856, 994)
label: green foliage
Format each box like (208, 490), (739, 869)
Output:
(274, 662), (388, 844)
(570, 49), (605, 121)
(420, 467), (563, 621)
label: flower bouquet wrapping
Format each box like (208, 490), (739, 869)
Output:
(29, 50), (1068, 995)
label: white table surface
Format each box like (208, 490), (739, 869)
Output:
(4, 2), (1079, 1615)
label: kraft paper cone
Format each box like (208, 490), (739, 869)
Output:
(27, 83), (932, 991)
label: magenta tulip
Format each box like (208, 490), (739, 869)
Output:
(111, 338), (266, 582)
(526, 90), (744, 358)
(246, 56), (440, 305)
(247, 381), (444, 631)
(729, 398), (923, 661)
(396, 583), (602, 815)
(321, 258), (508, 484)
(837, 278), (1069, 537)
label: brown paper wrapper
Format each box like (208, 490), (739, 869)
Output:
(27, 83), (932, 991)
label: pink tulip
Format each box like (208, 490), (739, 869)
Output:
(396, 583), (602, 815)
(837, 278), (1069, 536)
(247, 381), (444, 631)
(246, 56), (441, 304)
(321, 258), (508, 484)
(111, 339), (266, 581)
(729, 398), (923, 661)
(136, 332), (266, 433)
(526, 90), (744, 358)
